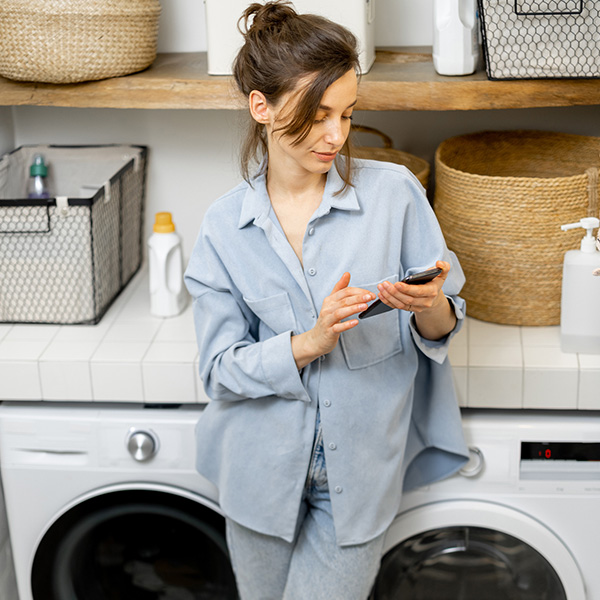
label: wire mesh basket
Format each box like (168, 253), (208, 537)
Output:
(0, 145), (147, 324)
(478, 0), (600, 79)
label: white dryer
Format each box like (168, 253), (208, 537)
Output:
(0, 402), (237, 600)
(370, 409), (600, 600)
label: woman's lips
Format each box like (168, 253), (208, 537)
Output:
(313, 151), (338, 162)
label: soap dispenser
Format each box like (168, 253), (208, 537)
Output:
(148, 212), (187, 317)
(560, 217), (600, 354)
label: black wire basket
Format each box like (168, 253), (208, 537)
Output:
(0, 145), (147, 324)
(478, 0), (600, 79)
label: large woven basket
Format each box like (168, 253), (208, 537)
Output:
(352, 125), (430, 189)
(0, 0), (161, 84)
(434, 130), (600, 326)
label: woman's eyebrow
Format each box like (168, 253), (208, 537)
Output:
(318, 99), (358, 111)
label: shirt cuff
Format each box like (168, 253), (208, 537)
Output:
(409, 296), (465, 365)
(260, 331), (312, 402)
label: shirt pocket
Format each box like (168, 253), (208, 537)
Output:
(243, 291), (298, 338)
(339, 275), (403, 370)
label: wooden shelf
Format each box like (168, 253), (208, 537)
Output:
(1, 48), (599, 111)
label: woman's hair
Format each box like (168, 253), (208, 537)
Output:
(233, 1), (360, 190)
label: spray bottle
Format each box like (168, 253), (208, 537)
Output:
(560, 217), (600, 354)
(148, 212), (187, 318)
(27, 154), (50, 199)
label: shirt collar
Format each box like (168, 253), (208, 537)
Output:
(237, 158), (360, 230)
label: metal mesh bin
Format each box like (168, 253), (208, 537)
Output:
(478, 0), (600, 79)
(0, 145), (147, 324)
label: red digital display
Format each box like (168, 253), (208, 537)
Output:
(522, 442), (600, 462)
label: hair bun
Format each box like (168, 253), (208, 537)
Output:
(238, 1), (297, 37)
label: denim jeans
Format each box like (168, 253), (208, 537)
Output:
(225, 409), (385, 600)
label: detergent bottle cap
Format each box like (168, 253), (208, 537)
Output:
(153, 212), (176, 234)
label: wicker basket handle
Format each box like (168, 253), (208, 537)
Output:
(351, 125), (394, 149)
(587, 167), (599, 218)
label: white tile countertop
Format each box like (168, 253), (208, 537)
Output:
(0, 268), (599, 409)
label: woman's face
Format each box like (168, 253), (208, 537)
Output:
(267, 69), (358, 179)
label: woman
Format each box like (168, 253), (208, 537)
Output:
(184, 2), (468, 598)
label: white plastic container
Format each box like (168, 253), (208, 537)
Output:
(560, 217), (600, 354)
(204, 0), (376, 75)
(148, 212), (187, 318)
(433, 0), (479, 76)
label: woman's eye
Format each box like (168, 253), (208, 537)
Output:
(343, 114), (354, 121)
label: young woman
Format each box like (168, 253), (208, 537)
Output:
(185, 2), (469, 598)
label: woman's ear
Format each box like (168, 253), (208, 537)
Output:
(249, 90), (270, 125)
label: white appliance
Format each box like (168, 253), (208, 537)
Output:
(0, 403), (237, 600)
(204, 0), (376, 75)
(369, 410), (600, 600)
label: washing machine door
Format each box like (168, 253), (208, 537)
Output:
(371, 500), (585, 600)
(31, 487), (238, 600)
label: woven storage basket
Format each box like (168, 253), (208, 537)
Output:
(0, 0), (161, 84)
(434, 130), (600, 326)
(352, 125), (430, 189)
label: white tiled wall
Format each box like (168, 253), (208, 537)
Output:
(464, 319), (600, 410)
(0, 269), (210, 405)
(2, 268), (600, 409)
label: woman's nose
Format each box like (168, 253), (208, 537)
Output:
(323, 119), (346, 146)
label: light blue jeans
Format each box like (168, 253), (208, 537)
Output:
(225, 410), (386, 600)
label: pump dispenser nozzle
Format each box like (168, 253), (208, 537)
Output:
(561, 217), (600, 253)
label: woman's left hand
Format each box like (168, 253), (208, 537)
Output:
(377, 260), (449, 314)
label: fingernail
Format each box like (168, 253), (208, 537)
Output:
(363, 293), (373, 301)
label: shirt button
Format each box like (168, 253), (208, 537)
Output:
(323, 399), (331, 407)
(308, 227), (315, 236)
(334, 486), (343, 494)
(319, 355), (325, 362)
(328, 442), (337, 450)
(308, 267), (316, 276)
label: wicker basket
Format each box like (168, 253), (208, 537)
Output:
(434, 130), (600, 326)
(352, 125), (430, 189)
(0, 0), (161, 84)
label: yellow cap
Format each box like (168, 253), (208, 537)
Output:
(153, 211), (175, 233)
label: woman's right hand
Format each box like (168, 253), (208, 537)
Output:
(291, 272), (374, 370)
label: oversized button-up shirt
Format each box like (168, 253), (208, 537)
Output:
(184, 158), (469, 546)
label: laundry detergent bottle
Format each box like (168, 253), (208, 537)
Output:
(148, 212), (187, 317)
(560, 217), (600, 353)
(433, 0), (480, 76)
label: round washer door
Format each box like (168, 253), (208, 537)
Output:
(31, 489), (238, 600)
(371, 500), (585, 600)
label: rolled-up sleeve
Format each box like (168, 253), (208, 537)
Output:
(399, 172), (467, 365)
(409, 294), (465, 364)
(185, 232), (310, 404)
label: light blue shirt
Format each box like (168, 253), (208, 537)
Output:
(184, 158), (468, 546)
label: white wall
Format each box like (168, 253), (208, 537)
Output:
(0, 108), (14, 156)
(6, 0), (600, 257)
(156, 0), (435, 53)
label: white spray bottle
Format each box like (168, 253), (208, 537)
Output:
(560, 217), (600, 354)
(148, 212), (187, 317)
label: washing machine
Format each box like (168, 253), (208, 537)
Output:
(370, 409), (600, 600)
(0, 402), (237, 600)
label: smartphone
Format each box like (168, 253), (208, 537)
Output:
(358, 267), (442, 319)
